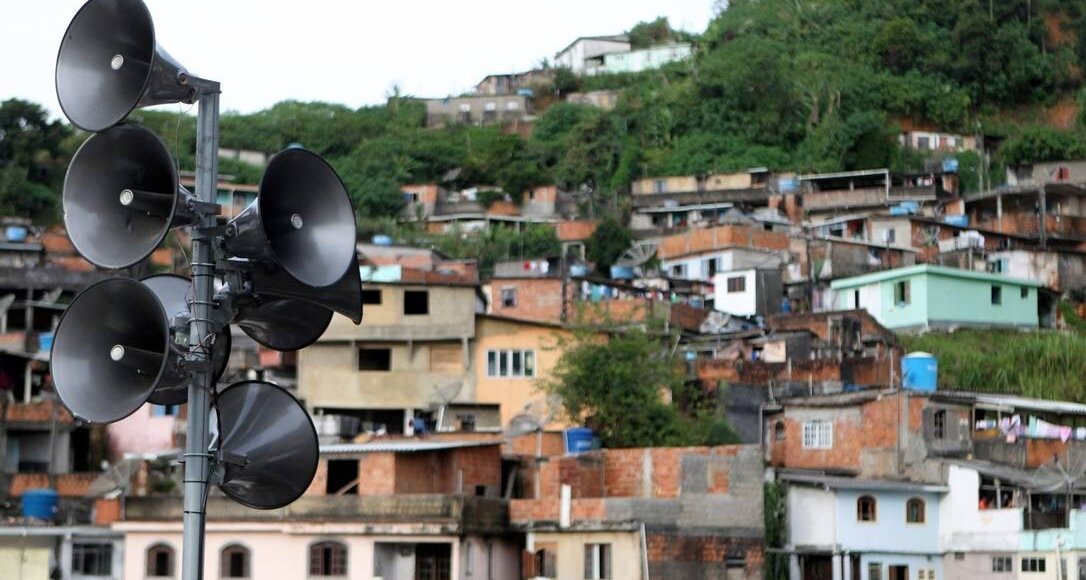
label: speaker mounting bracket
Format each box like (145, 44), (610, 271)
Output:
(188, 200), (222, 217)
(193, 224), (230, 240)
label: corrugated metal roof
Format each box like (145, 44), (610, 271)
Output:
(320, 440), (501, 455)
(779, 471), (948, 493)
(935, 391), (1086, 416)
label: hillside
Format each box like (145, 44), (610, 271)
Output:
(901, 328), (1086, 402)
(9, 2), (1086, 224)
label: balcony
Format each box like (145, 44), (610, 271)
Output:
(123, 495), (509, 533)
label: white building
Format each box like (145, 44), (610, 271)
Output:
(661, 247), (784, 282)
(711, 268), (783, 318)
(553, 35), (630, 75)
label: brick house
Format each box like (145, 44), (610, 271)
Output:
(510, 445), (765, 580)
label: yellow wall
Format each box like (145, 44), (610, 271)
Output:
(532, 530), (643, 580)
(321, 284), (477, 341)
(299, 340), (472, 410)
(473, 317), (573, 429)
(0, 543), (51, 580)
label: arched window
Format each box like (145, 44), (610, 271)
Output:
(146, 543), (175, 578)
(906, 497), (926, 524)
(857, 495), (877, 522)
(220, 544), (251, 578)
(774, 421), (786, 441)
(309, 541), (348, 577)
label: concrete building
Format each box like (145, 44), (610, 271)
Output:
(713, 269), (784, 318)
(662, 246), (785, 282)
(899, 131), (978, 153)
(114, 440), (519, 580)
(474, 69), (554, 96)
(553, 35), (630, 75)
(510, 445), (765, 579)
(422, 95), (532, 128)
(780, 473), (946, 580)
(828, 265), (1040, 331)
(598, 43), (693, 74)
(298, 265), (489, 435)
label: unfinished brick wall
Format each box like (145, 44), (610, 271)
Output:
(657, 225), (789, 260)
(647, 535), (764, 580)
(489, 278), (568, 323)
(449, 445), (503, 494)
(555, 220), (597, 242)
(358, 453), (396, 496)
(9, 472), (97, 497)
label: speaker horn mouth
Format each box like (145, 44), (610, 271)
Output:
(51, 277), (172, 423)
(63, 124), (185, 270)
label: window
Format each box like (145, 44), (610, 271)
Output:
(357, 348), (391, 371)
(309, 541), (347, 577)
(933, 410), (946, 439)
(146, 543), (174, 577)
(220, 544), (250, 578)
(534, 548), (557, 579)
(894, 280), (910, 305)
(906, 498), (926, 523)
(857, 495), (877, 522)
(403, 290), (429, 315)
(653, 179), (666, 194)
(801, 420), (833, 449)
(670, 264), (685, 277)
(991, 285), (1002, 305)
(152, 405), (179, 417)
(1021, 287), (1029, 299)
(704, 258), (718, 278)
(73, 542), (113, 576)
(465, 540), (474, 576)
(486, 349), (535, 378)
(774, 421), (785, 441)
(583, 544), (611, 579)
(726, 276), (746, 293)
(1021, 557), (1046, 573)
(501, 287), (517, 308)
(868, 562), (883, 580)
(361, 289), (382, 305)
(917, 136), (930, 149)
(854, 290), (860, 308)
(506, 101), (519, 110)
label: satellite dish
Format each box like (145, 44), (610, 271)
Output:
(224, 148), (357, 288)
(51, 277), (184, 423)
(615, 240), (659, 268)
(215, 380), (318, 510)
(56, 0), (196, 132)
(141, 274), (231, 405)
(505, 413), (544, 438)
(63, 124), (192, 269)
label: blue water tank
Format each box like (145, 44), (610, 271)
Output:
(610, 265), (635, 279)
(943, 215), (969, 228)
(371, 234), (393, 246)
(902, 352), (938, 391)
(37, 333), (54, 353)
(22, 488), (58, 520)
(5, 226), (27, 242)
(569, 264), (588, 277)
(564, 428), (596, 455)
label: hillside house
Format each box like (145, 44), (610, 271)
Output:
(828, 265), (1040, 331)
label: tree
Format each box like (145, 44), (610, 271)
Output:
(543, 327), (737, 448)
(586, 217), (632, 275)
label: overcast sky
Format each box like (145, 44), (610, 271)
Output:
(2, 0), (715, 121)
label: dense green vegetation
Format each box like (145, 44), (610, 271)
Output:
(901, 328), (1086, 401)
(11, 3), (1086, 228)
(543, 326), (738, 448)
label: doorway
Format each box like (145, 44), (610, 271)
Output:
(415, 543), (451, 580)
(801, 555), (832, 580)
(889, 565), (909, 580)
(325, 459), (359, 495)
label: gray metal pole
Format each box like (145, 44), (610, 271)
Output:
(182, 84), (221, 580)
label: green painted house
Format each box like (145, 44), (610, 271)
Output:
(829, 265), (1040, 331)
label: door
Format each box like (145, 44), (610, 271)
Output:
(801, 555), (833, 580)
(415, 543), (451, 580)
(889, 565), (909, 580)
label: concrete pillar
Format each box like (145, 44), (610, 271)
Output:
(790, 555), (802, 580)
(832, 552), (843, 580)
